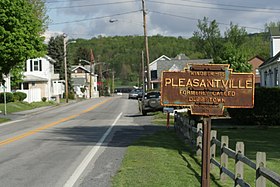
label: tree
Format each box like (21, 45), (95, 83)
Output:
(0, 0), (47, 83)
(224, 22), (247, 48)
(217, 23), (252, 72)
(264, 21), (280, 32)
(193, 17), (223, 60)
(47, 36), (64, 77)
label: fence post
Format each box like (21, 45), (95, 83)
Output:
(235, 142), (244, 187)
(210, 130), (217, 170)
(221, 136), (229, 182)
(196, 123), (202, 156)
(256, 152), (266, 187)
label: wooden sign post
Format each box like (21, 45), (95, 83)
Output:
(160, 64), (255, 187)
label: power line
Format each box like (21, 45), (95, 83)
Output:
(150, 10), (264, 31)
(48, 1), (136, 10)
(179, 0), (280, 12)
(147, 0), (280, 14)
(49, 10), (141, 25)
(46, 0), (126, 3)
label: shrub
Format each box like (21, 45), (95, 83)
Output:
(0, 92), (14, 103)
(228, 87), (280, 126)
(42, 97), (47, 102)
(68, 92), (75, 100)
(13, 92), (27, 101)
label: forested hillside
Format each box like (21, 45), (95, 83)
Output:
(66, 33), (269, 86)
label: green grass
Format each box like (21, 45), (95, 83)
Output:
(112, 130), (202, 187)
(210, 127), (280, 187)
(0, 101), (56, 114)
(112, 114), (280, 187)
(0, 118), (10, 123)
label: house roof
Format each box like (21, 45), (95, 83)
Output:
(44, 55), (56, 63)
(270, 27), (280, 37)
(248, 55), (265, 62)
(259, 51), (280, 68)
(157, 59), (212, 73)
(173, 53), (190, 60)
(23, 75), (48, 82)
(149, 55), (171, 66)
(71, 65), (90, 73)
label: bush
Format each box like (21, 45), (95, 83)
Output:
(0, 92), (14, 103)
(68, 92), (75, 100)
(13, 92), (27, 101)
(41, 97), (47, 102)
(228, 87), (280, 126)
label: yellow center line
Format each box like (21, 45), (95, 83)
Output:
(0, 98), (113, 147)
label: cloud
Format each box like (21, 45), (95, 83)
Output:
(46, 0), (280, 39)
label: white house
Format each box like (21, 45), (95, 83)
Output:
(71, 64), (99, 98)
(17, 55), (64, 102)
(259, 27), (280, 88)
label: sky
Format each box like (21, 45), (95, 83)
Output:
(45, 0), (280, 40)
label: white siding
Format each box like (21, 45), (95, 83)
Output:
(272, 36), (280, 57)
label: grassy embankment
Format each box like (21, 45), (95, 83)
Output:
(0, 101), (56, 122)
(112, 112), (280, 187)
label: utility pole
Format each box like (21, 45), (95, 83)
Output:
(142, 51), (145, 94)
(63, 33), (68, 103)
(142, 0), (151, 90)
(90, 49), (95, 98)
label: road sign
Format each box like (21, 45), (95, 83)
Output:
(161, 64), (255, 116)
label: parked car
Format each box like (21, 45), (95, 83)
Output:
(128, 89), (143, 99)
(139, 91), (163, 115)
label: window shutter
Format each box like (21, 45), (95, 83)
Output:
(39, 60), (42, 71)
(30, 60), (33, 72)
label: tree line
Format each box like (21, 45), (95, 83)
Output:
(47, 18), (272, 87)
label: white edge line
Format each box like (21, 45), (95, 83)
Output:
(64, 112), (123, 187)
(0, 119), (25, 127)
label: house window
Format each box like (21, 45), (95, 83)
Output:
(151, 70), (157, 80)
(23, 83), (29, 89)
(275, 68), (279, 86)
(255, 68), (259, 75)
(31, 60), (42, 71)
(264, 71), (267, 86)
(269, 69), (273, 87)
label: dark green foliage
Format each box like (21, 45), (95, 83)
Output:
(0, 92), (14, 103)
(41, 97), (47, 102)
(13, 92), (27, 101)
(68, 92), (75, 100)
(228, 87), (280, 126)
(47, 36), (64, 76)
(68, 31), (269, 87)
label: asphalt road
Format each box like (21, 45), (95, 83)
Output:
(0, 95), (163, 187)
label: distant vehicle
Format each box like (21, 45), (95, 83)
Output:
(128, 89), (143, 99)
(139, 91), (163, 115)
(114, 87), (134, 95)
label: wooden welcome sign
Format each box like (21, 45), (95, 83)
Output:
(161, 64), (255, 116)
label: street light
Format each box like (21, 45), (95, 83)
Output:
(63, 33), (76, 103)
(79, 59), (103, 98)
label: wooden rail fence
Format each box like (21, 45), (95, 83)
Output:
(174, 112), (280, 187)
